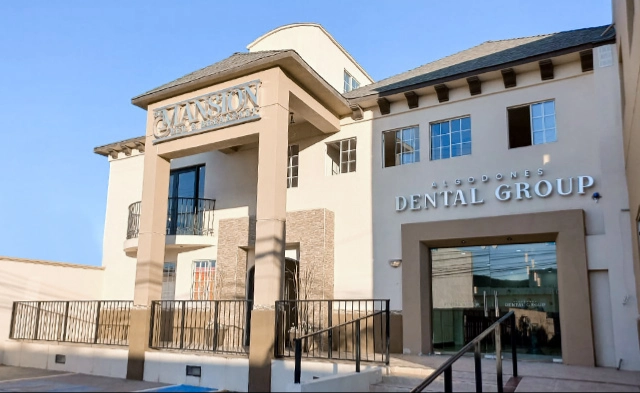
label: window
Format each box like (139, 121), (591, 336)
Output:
(430, 117), (471, 161)
(161, 262), (176, 301)
(327, 138), (357, 175)
(191, 260), (216, 300)
(383, 126), (420, 167)
(287, 145), (299, 188)
(508, 100), (556, 149)
(169, 165), (205, 200)
(168, 165), (205, 235)
(343, 70), (360, 93)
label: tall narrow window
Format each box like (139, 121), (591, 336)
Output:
(287, 145), (299, 188)
(168, 165), (206, 235)
(383, 126), (420, 167)
(344, 70), (360, 93)
(508, 100), (556, 148)
(161, 262), (176, 301)
(191, 260), (216, 300)
(431, 117), (471, 161)
(327, 138), (357, 175)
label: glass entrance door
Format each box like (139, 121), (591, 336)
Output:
(431, 242), (561, 360)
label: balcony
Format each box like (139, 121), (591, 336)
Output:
(124, 197), (216, 254)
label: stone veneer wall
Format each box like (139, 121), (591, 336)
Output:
(216, 208), (335, 301)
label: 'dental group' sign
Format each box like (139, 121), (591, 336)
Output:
(395, 168), (595, 212)
(152, 80), (261, 143)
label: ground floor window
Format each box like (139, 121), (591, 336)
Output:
(161, 262), (176, 301)
(431, 242), (560, 359)
(191, 260), (216, 300)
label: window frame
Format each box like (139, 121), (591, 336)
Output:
(161, 262), (177, 301)
(327, 137), (357, 175)
(191, 259), (216, 300)
(382, 125), (421, 168)
(506, 99), (557, 149)
(343, 70), (360, 93)
(429, 116), (472, 161)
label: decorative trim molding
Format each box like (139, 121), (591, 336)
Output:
(434, 84), (450, 103)
(580, 49), (594, 72)
(539, 59), (554, 80)
(466, 76), (482, 96)
(501, 68), (517, 88)
(404, 91), (419, 109)
(377, 98), (391, 115)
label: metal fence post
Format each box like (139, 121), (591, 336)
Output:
(62, 302), (69, 342)
(385, 300), (391, 365)
(474, 341), (482, 392)
(355, 319), (361, 373)
(34, 302), (42, 340)
(94, 302), (102, 344)
(444, 366), (453, 393)
(149, 302), (156, 348)
(294, 339), (302, 384)
(212, 301), (220, 351)
(9, 302), (17, 339)
(180, 301), (186, 349)
(328, 300), (333, 359)
(495, 325), (503, 393)
(511, 313), (518, 377)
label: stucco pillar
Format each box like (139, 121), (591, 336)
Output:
(248, 103), (289, 391)
(126, 138), (170, 380)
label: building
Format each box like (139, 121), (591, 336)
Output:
(3, 19), (640, 392)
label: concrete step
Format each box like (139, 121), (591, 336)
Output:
(371, 369), (504, 392)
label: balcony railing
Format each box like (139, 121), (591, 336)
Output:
(9, 301), (132, 346)
(127, 197), (216, 239)
(149, 300), (252, 355)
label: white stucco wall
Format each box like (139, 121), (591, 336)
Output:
(0, 257), (103, 364)
(248, 23), (373, 93)
(366, 45), (638, 369)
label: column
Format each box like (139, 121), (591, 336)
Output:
(126, 140), (170, 380)
(248, 103), (289, 391)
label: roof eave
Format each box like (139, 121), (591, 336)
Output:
(131, 51), (352, 118)
(347, 37), (615, 107)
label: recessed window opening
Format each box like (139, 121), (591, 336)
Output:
(508, 100), (556, 149)
(191, 260), (216, 300)
(383, 126), (420, 168)
(430, 117), (471, 161)
(287, 145), (299, 188)
(327, 138), (357, 175)
(162, 262), (176, 301)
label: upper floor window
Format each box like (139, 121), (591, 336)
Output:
(169, 165), (205, 199)
(344, 70), (360, 93)
(191, 260), (216, 300)
(383, 126), (420, 167)
(287, 145), (299, 188)
(508, 100), (556, 149)
(327, 138), (357, 175)
(431, 117), (471, 160)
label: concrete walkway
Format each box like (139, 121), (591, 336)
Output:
(0, 365), (170, 392)
(385, 354), (640, 392)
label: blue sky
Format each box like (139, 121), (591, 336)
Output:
(0, 1), (611, 266)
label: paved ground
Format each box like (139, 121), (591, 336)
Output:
(0, 365), (171, 392)
(387, 354), (640, 392)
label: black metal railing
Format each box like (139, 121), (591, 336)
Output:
(275, 299), (390, 365)
(410, 311), (518, 393)
(293, 310), (389, 384)
(149, 300), (252, 355)
(9, 301), (132, 346)
(127, 197), (216, 239)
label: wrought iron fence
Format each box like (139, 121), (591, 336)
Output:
(150, 300), (252, 355)
(127, 197), (216, 239)
(275, 299), (390, 364)
(10, 301), (132, 346)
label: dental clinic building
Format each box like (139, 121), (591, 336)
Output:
(6, 22), (638, 390)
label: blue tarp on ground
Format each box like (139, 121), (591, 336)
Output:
(143, 385), (217, 392)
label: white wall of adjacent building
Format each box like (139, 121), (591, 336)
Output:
(0, 257), (103, 364)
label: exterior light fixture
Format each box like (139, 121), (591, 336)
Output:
(290, 112), (295, 125)
(592, 192), (602, 203)
(389, 259), (402, 268)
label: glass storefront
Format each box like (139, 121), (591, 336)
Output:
(431, 242), (561, 359)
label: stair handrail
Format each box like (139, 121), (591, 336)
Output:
(411, 310), (518, 393)
(293, 309), (390, 384)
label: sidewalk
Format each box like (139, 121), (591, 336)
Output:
(388, 354), (640, 392)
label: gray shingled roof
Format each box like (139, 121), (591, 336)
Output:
(132, 50), (289, 100)
(344, 25), (615, 99)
